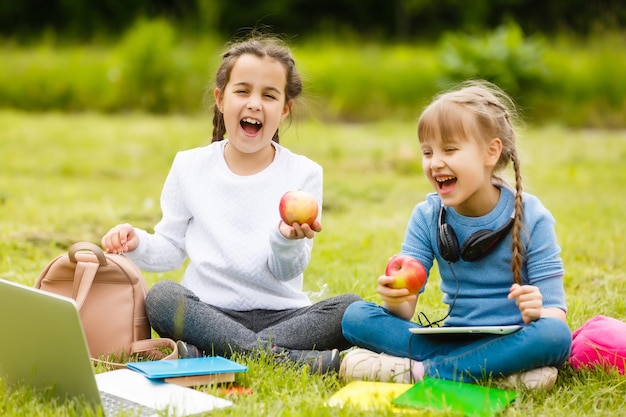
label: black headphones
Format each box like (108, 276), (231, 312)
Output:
(437, 205), (514, 263)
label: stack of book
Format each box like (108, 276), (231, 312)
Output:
(126, 356), (248, 387)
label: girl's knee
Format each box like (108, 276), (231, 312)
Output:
(536, 317), (573, 364)
(342, 301), (378, 328)
(541, 317), (572, 344)
(331, 293), (363, 311)
(146, 280), (170, 306)
(345, 293), (364, 305)
(145, 280), (186, 312)
(552, 318), (573, 353)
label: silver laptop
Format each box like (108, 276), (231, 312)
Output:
(409, 325), (522, 335)
(0, 278), (233, 416)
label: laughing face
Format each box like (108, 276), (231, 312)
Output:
(421, 134), (502, 217)
(214, 53), (292, 160)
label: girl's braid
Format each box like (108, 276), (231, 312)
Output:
(510, 151), (524, 285)
(212, 105), (226, 142)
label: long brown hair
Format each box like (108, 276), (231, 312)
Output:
(418, 80), (525, 284)
(209, 35), (303, 144)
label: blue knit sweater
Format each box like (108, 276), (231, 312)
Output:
(400, 185), (566, 326)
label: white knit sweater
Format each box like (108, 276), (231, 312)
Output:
(125, 140), (323, 310)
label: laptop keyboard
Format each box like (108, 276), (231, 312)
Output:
(100, 391), (157, 417)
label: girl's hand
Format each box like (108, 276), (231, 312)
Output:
(508, 283), (543, 324)
(101, 223), (139, 254)
(378, 275), (412, 304)
(379, 275), (418, 320)
(278, 220), (322, 240)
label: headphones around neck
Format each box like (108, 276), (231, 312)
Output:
(437, 205), (514, 263)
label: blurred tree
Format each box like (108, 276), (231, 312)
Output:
(0, 0), (623, 42)
(0, 0), (151, 41)
(438, 22), (549, 102)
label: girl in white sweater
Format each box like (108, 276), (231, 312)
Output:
(101, 35), (360, 374)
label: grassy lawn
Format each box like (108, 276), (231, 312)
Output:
(1, 110), (625, 416)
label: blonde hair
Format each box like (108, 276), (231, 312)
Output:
(418, 80), (525, 284)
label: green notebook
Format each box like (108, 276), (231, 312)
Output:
(392, 377), (517, 417)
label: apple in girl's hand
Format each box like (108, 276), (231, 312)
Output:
(279, 190), (319, 226)
(385, 255), (427, 294)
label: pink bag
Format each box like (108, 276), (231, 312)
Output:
(570, 315), (626, 374)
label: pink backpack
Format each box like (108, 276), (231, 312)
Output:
(570, 315), (626, 374)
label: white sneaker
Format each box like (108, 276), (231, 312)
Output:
(504, 366), (558, 390)
(339, 348), (417, 384)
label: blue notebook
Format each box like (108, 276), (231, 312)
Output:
(127, 357), (248, 379)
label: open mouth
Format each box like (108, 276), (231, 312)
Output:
(436, 176), (457, 190)
(241, 117), (262, 135)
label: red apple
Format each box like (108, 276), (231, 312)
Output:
(279, 190), (319, 226)
(385, 255), (427, 294)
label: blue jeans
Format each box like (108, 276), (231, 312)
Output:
(342, 301), (572, 381)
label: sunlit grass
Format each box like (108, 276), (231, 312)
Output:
(1, 111), (626, 415)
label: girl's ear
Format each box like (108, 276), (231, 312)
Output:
(214, 88), (223, 112)
(281, 99), (293, 121)
(485, 137), (503, 167)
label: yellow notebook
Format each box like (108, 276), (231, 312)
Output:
(326, 381), (413, 411)
(328, 378), (517, 416)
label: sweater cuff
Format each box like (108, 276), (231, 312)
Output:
(269, 223), (305, 254)
(122, 228), (149, 262)
(268, 224), (309, 281)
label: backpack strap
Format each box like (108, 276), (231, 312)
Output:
(68, 241), (108, 264)
(68, 242), (108, 310)
(131, 338), (179, 360)
(92, 338), (179, 369)
(73, 261), (99, 310)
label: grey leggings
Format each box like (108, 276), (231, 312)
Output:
(145, 280), (361, 356)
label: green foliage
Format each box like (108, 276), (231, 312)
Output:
(438, 23), (549, 101)
(297, 40), (439, 121)
(540, 33), (626, 128)
(114, 19), (181, 113)
(0, 43), (114, 112)
(0, 27), (626, 126)
(2, 112), (626, 415)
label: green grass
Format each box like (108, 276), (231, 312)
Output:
(1, 110), (626, 416)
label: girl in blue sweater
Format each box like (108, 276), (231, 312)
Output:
(340, 80), (571, 390)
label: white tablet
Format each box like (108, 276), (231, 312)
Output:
(409, 325), (522, 335)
